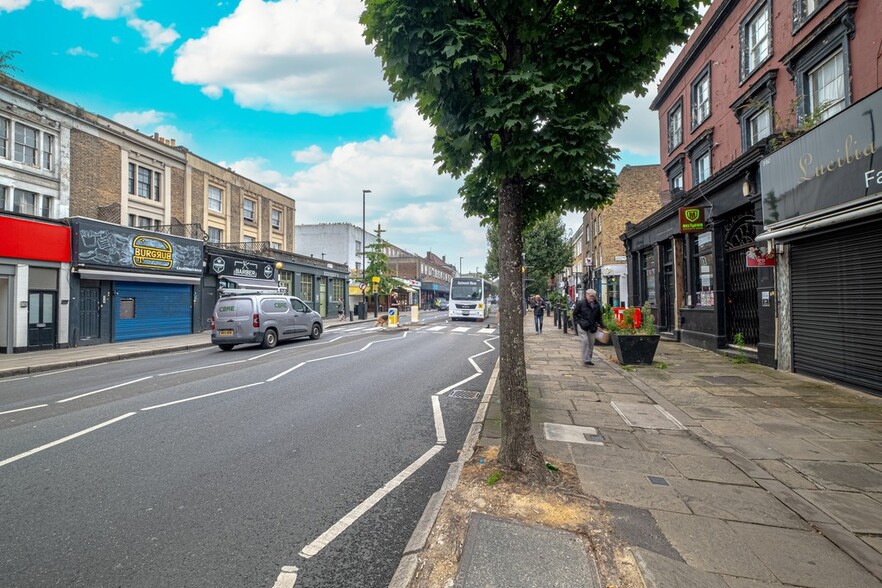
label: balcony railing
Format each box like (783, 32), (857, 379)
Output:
(154, 223), (207, 240)
(214, 241), (275, 255)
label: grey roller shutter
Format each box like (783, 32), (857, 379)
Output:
(790, 219), (882, 395)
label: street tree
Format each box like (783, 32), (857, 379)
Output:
(362, 0), (704, 477)
(364, 232), (396, 298)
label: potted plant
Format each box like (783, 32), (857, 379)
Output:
(608, 302), (660, 365)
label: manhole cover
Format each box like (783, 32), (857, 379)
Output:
(700, 375), (752, 385)
(449, 389), (480, 399)
(647, 475), (670, 486)
(610, 401), (685, 430)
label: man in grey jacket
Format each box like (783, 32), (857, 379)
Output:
(572, 289), (604, 365)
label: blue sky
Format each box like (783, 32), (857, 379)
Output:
(1, 0), (667, 276)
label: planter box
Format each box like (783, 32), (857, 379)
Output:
(611, 333), (660, 365)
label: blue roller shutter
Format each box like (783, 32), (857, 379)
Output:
(113, 281), (192, 342)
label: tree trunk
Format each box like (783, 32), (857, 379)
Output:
(496, 177), (548, 479)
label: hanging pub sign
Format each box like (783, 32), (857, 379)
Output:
(678, 207), (707, 233)
(746, 246), (776, 267)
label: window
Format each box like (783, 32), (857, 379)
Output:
(694, 151), (711, 184)
(333, 278), (344, 303)
(794, 0), (828, 30)
(13, 188), (37, 215)
(129, 163), (162, 201)
(807, 50), (845, 122)
(207, 227), (223, 243)
(0, 185), (5, 209)
(690, 67), (711, 129)
(243, 199), (255, 222)
(301, 274), (314, 301)
(742, 2), (771, 78)
(692, 231), (714, 306)
(671, 171), (684, 192)
(667, 101), (683, 152)
(272, 242), (282, 250)
(355, 240), (362, 254)
(747, 108), (772, 146)
(42, 134), (54, 170)
(243, 235), (256, 245)
(640, 250), (656, 305)
(40, 196), (53, 218)
(208, 186), (223, 212)
(271, 209), (282, 230)
(14, 123), (38, 166)
(0, 117), (8, 158)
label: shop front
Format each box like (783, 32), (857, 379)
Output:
(759, 88), (882, 395)
(0, 214), (71, 353)
(203, 249), (280, 328)
(274, 254), (349, 319)
(68, 218), (204, 345)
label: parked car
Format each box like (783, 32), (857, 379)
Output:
(438, 299), (449, 310)
(210, 293), (323, 350)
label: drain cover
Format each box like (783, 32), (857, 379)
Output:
(647, 475), (670, 486)
(449, 389), (480, 399)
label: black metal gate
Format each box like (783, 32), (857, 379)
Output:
(724, 213), (759, 346)
(659, 242), (674, 332)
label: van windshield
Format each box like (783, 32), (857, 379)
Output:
(215, 298), (253, 318)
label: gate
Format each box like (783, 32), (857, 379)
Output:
(79, 286), (102, 342)
(723, 213), (759, 346)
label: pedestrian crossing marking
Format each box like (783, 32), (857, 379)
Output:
(427, 326), (446, 331)
(452, 327), (471, 333)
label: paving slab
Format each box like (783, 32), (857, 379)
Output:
(680, 406), (746, 420)
(862, 535), (882, 556)
(454, 513), (600, 588)
(610, 401), (685, 430)
(571, 411), (635, 431)
(721, 576), (787, 587)
(701, 420), (772, 438)
(631, 547), (729, 588)
(606, 503), (682, 561)
(755, 420), (827, 437)
(797, 419), (882, 440)
(719, 437), (786, 460)
(650, 511), (775, 580)
(804, 439), (882, 462)
(796, 490), (882, 533)
(530, 398), (576, 411)
(757, 437), (841, 461)
(666, 454), (756, 486)
(570, 444), (678, 476)
(576, 465), (691, 513)
(728, 521), (881, 588)
(633, 430), (719, 457)
(670, 479), (809, 529)
(787, 460), (882, 492)
(542, 423), (602, 445)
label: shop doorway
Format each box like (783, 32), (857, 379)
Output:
(724, 213), (759, 346)
(319, 277), (328, 317)
(79, 286), (102, 342)
(27, 290), (56, 351)
(660, 242), (675, 333)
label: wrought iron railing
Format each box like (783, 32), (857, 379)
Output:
(214, 241), (275, 255)
(154, 222), (207, 240)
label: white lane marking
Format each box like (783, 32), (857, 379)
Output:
(272, 565), (299, 588)
(298, 444), (444, 559)
(452, 327), (471, 333)
(434, 372), (481, 397)
(140, 383), (263, 411)
(266, 362), (308, 383)
(266, 333), (407, 382)
(431, 395), (446, 444)
(427, 326), (446, 332)
(159, 359), (249, 376)
(0, 404), (48, 416)
(56, 376), (154, 404)
(0, 412), (136, 468)
(31, 364), (99, 377)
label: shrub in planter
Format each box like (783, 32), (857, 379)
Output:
(609, 302), (660, 365)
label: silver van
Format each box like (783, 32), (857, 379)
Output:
(210, 293), (323, 350)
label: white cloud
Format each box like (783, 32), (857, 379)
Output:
(223, 157), (285, 187)
(112, 109), (165, 128)
(201, 85), (223, 99)
(128, 18), (180, 53)
(172, 0), (391, 115)
(66, 46), (98, 58)
(293, 146), (329, 164)
(0, 0), (30, 12)
(58, 0), (140, 19)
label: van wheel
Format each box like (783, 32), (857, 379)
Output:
(261, 329), (278, 349)
(218, 344), (235, 351)
(309, 323), (322, 340)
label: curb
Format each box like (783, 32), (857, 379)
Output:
(388, 358), (500, 588)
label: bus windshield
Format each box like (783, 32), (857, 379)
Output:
(451, 279), (482, 300)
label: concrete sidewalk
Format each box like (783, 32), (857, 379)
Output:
(467, 316), (882, 587)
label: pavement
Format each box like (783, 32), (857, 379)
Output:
(4, 310), (882, 587)
(437, 315), (882, 588)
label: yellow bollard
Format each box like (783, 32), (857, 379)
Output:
(388, 307), (398, 327)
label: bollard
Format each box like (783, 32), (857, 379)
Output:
(349, 310), (354, 321)
(562, 306), (568, 334)
(557, 305), (563, 330)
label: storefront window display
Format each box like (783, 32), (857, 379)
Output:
(693, 231), (714, 306)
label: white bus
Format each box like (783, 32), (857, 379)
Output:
(449, 276), (492, 321)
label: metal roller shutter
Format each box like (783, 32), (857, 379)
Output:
(790, 219), (882, 395)
(113, 281), (192, 342)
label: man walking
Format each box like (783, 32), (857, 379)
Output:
(531, 295), (545, 333)
(573, 289), (604, 365)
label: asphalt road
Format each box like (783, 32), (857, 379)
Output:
(0, 316), (499, 587)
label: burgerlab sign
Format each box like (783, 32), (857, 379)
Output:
(760, 87), (882, 229)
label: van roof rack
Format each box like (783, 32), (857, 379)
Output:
(219, 287), (287, 297)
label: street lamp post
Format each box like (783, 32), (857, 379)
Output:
(459, 256), (462, 276)
(362, 189), (371, 319)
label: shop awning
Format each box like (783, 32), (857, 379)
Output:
(219, 275), (283, 291)
(75, 268), (201, 285)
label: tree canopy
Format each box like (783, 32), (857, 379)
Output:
(486, 214), (573, 294)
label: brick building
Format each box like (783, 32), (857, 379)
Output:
(621, 0), (882, 391)
(581, 164), (662, 308)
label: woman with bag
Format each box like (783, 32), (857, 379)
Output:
(573, 289), (604, 365)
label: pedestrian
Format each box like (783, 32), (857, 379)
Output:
(573, 289), (604, 365)
(531, 295), (545, 333)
